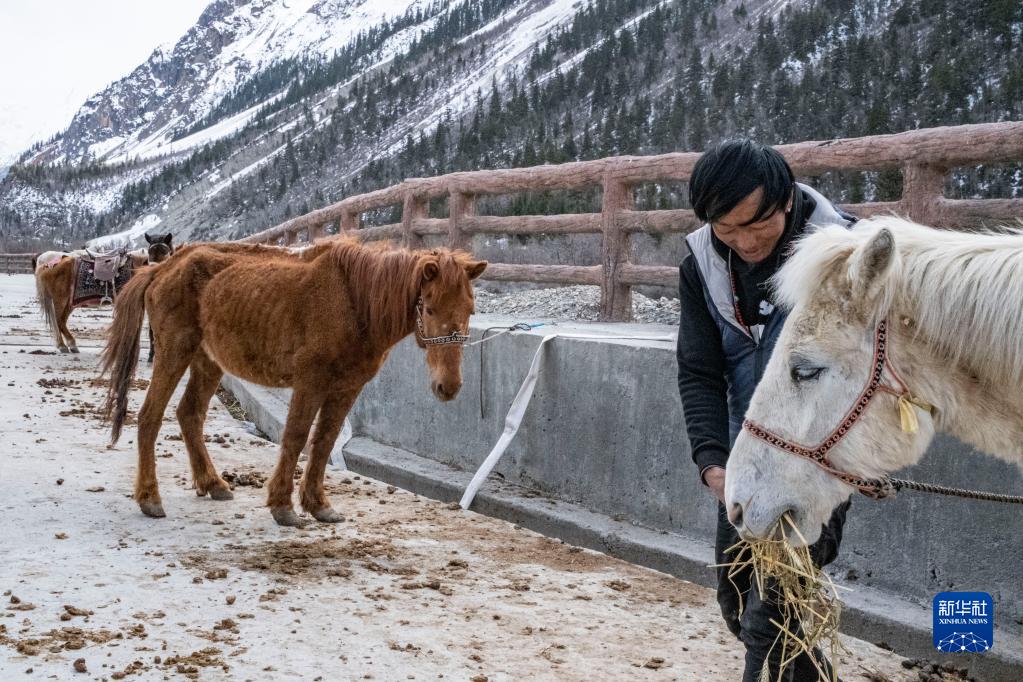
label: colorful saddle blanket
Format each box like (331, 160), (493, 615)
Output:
(72, 250), (133, 307)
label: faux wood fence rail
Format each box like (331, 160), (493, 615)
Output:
(0, 254), (34, 275)
(242, 121), (1023, 321)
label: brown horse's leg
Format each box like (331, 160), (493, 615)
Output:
(135, 348), (192, 518)
(51, 302), (69, 353)
(300, 390), (358, 523)
(177, 351), (232, 501)
(267, 387), (325, 527)
(57, 301), (78, 353)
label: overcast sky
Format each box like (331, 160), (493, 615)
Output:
(0, 0), (211, 164)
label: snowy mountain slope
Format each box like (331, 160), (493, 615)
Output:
(74, 0), (592, 246)
(26, 0), (441, 167)
(4, 0), (1018, 253)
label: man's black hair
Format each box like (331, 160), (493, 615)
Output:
(689, 139), (796, 225)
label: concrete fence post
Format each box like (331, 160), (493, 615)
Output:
(341, 210), (360, 232)
(599, 177), (634, 321)
(448, 191), (476, 251)
(402, 193), (428, 249)
(308, 222), (328, 241)
(900, 163), (947, 226)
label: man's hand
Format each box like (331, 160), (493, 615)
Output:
(702, 465), (726, 504)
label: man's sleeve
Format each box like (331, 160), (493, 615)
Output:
(676, 257), (731, 485)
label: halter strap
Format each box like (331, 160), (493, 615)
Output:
(742, 319), (932, 499)
(415, 298), (469, 346)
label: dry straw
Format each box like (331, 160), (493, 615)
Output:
(714, 513), (851, 682)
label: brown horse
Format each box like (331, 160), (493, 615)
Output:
(101, 238), (486, 526)
(35, 234), (175, 353)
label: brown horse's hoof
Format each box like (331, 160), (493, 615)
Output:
(58, 346), (69, 353)
(209, 485), (234, 501)
(69, 347), (79, 354)
(138, 500), (166, 518)
(311, 507), (345, 523)
(270, 507), (309, 527)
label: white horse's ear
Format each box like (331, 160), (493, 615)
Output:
(848, 227), (895, 304)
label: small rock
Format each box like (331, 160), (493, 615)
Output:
(226, 595), (236, 605)
(73, 658), (87, 673)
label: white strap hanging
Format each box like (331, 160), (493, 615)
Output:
(459, 330), (676, 509)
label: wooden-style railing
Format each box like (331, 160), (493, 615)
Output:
(0, 253), (34, 275)
(239, 121), (1023, 320)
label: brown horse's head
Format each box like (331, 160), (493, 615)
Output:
(415, 251), (487, 401)
(145, 232), (174, 263)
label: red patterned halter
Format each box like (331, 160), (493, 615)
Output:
(742, 319), (931, 499)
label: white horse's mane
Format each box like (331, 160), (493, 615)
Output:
(776, 215), (1023, 383)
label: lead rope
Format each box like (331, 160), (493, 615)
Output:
(473, 323), (542, 420)
(887, 477), (1023, 504)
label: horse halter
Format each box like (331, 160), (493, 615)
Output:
(742, 319), (934, 499)
(147, 243), (173, 263)
(415, 297), (469, 346)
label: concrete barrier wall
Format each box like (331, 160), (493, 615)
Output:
(346, 316), (1023, 630)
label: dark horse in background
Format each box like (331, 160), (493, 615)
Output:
(34, 233), (174, 353)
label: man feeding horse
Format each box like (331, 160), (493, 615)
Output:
(675, 140), (855, 682)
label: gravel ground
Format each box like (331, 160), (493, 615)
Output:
(474, 286), (681, 326)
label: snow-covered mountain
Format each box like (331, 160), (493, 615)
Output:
(2, 0), (597, 248)
(29, 0), (442, 167)
(3, 0), (1018, 252)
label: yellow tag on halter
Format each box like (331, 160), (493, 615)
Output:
(897, 394), (933, 433)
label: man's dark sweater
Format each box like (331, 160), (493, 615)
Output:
(676, 188), (817, 484)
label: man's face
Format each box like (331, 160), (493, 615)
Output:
(710, 187), (792, 265)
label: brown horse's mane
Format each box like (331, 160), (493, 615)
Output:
(327, 237), (474, 345)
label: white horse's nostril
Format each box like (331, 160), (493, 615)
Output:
(727, 501), (744, 527)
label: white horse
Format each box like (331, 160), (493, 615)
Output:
(35, 249), (87, 271)
(725, 216), (1023, 545)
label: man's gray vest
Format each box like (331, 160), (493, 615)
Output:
(684, 183), (853, 446)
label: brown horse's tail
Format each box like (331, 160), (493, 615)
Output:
(35, 262), (60, 342)
(100, 265), (156, 444)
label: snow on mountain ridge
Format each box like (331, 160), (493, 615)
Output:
(28, 0), (435, 167)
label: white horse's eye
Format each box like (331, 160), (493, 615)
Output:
(790, 365), (826, 383)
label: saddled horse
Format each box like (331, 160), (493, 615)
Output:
(101, 237), (486, 527)
(725, 217), (1023, 544)
(34, 234), (174, 353)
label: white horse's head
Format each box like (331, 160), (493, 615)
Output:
(725, 221), (938, 545)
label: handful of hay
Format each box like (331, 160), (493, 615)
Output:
(716, 514), (850, 682)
